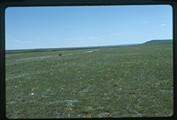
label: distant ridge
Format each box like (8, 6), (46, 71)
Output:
(5, 44), (138, 54)
(6, 39), (172, 54)
(144, 39), (172, 45)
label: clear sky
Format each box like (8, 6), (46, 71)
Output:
(5, 5), (172, 50)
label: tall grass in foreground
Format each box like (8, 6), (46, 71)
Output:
(6, 43), (173, 118)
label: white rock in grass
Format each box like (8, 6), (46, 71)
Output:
(15, 86), (17, 88)
(30, 92), (34, 96)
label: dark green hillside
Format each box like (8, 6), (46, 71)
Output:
(144, 39), (172, 45)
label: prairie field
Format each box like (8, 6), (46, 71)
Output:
(5, 43), (173, 118)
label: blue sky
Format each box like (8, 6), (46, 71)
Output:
(5, 5), (172, 50)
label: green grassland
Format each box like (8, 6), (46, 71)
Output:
(6, 43), (173, 118)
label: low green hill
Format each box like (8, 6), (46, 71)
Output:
(144, 39), (172, 45)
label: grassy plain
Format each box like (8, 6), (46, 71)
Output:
(6, 43), (173, 118)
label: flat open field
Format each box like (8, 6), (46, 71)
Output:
(6, 43), (173, 118)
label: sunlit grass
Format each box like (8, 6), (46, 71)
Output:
(6, 43), (173, 118)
